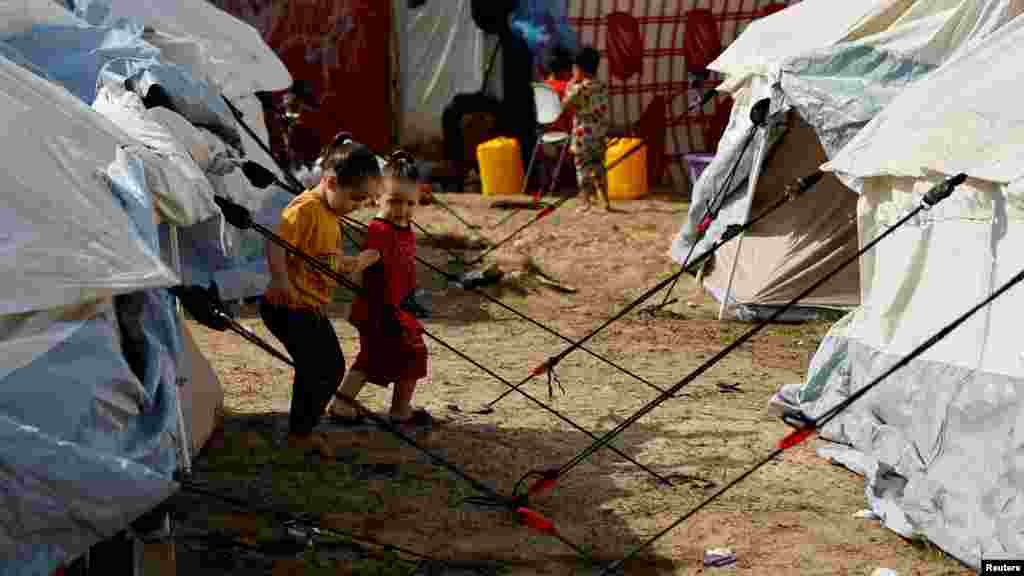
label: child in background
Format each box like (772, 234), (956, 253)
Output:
(563, 46), (612, 212)
(328, 151), (433, 429)
(543, 45), (574, 135)
(261, 140), (383, 454)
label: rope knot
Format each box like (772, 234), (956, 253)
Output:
(546, 369), (565, 400)
(778, 412), (818, 449)
(516, 507), (558, 536)
(532, 357), (556, 376)
(527, 469), (560, 498)
(696, 214), (713, 235)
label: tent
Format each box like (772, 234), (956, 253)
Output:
(668, 0), (1023, 320)
(664, 0), (892, 320)
(0, 1), (292, 572)
(0, 44), (182, 574)
(770, 9), (1024, 569)
(210, 1), (806, 185)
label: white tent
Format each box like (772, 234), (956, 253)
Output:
(392, 0), (491, 146)
(668, 0), (1024, 320)
(0, 1), (295, 572)
(0, 46), (182, 573)
(771, 10), (1024, 569)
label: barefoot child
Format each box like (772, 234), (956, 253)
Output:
(563, 46), (612, 211)
(328, 151), (432, 429)
(260, 140), (382, 454)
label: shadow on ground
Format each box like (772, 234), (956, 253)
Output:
(172, 409), (698, 575)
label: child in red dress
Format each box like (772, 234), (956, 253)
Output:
(328, 152), (432, 428)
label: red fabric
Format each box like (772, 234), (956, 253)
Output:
(605, 11), (644, 80)
(543, 78), (573, 134)
(565, 1), (797, 174)
(349, 218), (427, 385)
(211, 0), (393, 154)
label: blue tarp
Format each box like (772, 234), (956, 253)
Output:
(0, 147), (180, 575)
(3, 20), (268, 300)
(3, 23), (241, 149)
(173, 183), (297, 302)
(510, 0), (579, 58)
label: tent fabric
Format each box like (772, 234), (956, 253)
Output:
(0, 0), (83, 38)
(565, 0), (799, 185)
(510, 0), (579, 60)
(2, 23), (161, 105)
(179, 318), (223, 457)
(823, 12), (1024, 184)
(0, 1), (294, 571)
(698, 112), (860, 314)
(780, 0), (1024, 187)
(0, 52), (176, 317)
(669, 0), (1022, 318)
(209, 0), (395, 155)
(92, 83), (221, 226)
(2, 22), (245, 163)
(395, 0), (488, 144)
(0, 101), (182, 572)
(771, 11), (1024, 569)
(5, 18), (289, 295)
(709, 0), (897, 93)
(61, 0), (291, 99)
(0, 293), (180, 574)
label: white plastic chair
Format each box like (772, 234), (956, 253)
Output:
(521, 82), (571, 200)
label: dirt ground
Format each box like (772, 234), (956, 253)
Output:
(179, 188), (974, 575)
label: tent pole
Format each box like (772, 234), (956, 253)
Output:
(166, 223), (192, 475)
(718, 123), (770, 321)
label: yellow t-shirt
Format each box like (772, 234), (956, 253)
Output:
(266, 190), (340, 310)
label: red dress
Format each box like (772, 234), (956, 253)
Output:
(349, 218), (428, 385)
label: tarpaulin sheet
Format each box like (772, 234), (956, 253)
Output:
(211, 0), (394, 154)
(92, 82), (221, 226)
(61, 0), (291, 98)
(0, 0), (83, 38)
(770, 8), (1024, 568)
(0, 51), (175, 317)
(669, 0), (1021, 313)
(0, 125), (181, 575)
(3, 22), (244, 150)
(565, 0), (799, 184)
(395, 0), (487, 143)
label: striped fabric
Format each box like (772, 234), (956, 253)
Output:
(565, 0), (794, 186)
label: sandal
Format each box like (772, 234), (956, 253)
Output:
(390, 408), (434, 429)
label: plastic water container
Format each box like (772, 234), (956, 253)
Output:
(477, 137), (524, 196)
(606, 137), (648, 200)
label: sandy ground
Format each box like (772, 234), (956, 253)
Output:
(180, 190), (973, 575)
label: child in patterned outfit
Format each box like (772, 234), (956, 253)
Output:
(563, 46), (612, 212)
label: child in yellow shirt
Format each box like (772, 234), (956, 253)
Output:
(260, 140), (382, 453)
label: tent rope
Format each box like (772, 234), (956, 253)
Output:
(172, 278), (594, 562)
(643, 98), (771, 315)
(483, 165), (825, 411)
(515, 173), (968, 499)
(338, 214), (676, 400)
(599, 200), (1022, 574)
(177, 480), (500, 575)
(212, 190), (669, 485)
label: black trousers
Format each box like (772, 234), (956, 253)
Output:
(260, 300), (345, 436)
